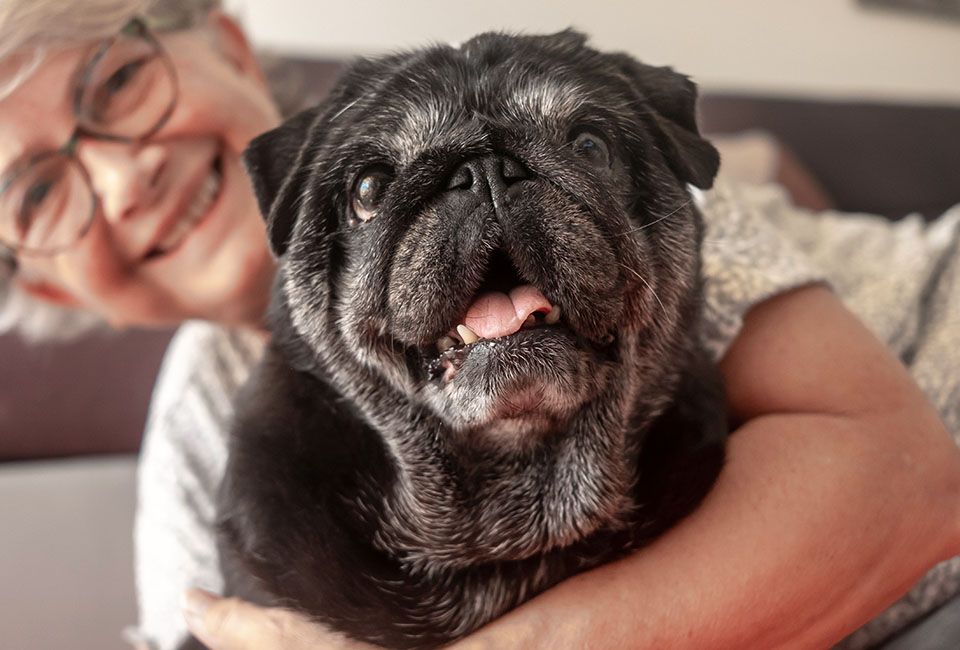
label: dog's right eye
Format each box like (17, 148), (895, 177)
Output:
(351, 167), (392, 222)
(569, 128), (611, 168)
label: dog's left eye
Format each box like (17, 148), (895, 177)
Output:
(351, 167), (392, 222)
(570, 129), (611, 167)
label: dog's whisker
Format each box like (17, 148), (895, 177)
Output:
(617, 263), (666, 314)
(701, 238), (742, 249)
(615, 199), (692, 237)
(330, 97), (360, 121)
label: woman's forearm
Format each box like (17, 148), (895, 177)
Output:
(452, 409), (960, 650)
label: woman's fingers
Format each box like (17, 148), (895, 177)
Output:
(183, 589), (274, 649)
(182, 588), (367, 650)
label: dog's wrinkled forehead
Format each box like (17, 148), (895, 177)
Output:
(334, 31), (633, 164)
(243, 29), (718, 258)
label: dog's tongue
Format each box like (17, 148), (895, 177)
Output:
(463, 285), (553, 339)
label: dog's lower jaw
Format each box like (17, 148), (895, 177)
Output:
(373, 397), (636, 559)
(350, 318), (682, 566)
(418, 331), (613, 441)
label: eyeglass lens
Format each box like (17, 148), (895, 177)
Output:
(75, 26), (176, 139)
(0, 154), (95, 252)
(0, 21), (176, 254)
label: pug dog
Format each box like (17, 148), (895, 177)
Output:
(214, 29), (727, 650)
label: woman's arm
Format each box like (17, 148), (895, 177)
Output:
(451, 285), (960, 649)
(133, 323), (265, 650)
(184, 286), (960, 649)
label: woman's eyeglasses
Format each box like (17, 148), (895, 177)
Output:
(0, 18), (178, 256)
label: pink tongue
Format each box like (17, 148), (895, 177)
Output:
(463, 285), (553, 339)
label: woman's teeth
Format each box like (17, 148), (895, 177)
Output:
(152, 165), (222, 256)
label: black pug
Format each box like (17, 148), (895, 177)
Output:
(214, 30), (727, 650)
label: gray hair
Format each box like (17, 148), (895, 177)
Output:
(0, 0), (220, 342)
(0, 0), (220, 98)
(0, 255), (103, 341)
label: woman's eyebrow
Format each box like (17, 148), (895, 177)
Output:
(65, 42), (96, 110)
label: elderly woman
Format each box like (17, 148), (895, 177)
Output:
(1, 1), (959, 649)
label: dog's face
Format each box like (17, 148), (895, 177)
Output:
(244, 31), (718, 562)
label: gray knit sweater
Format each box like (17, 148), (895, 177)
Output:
(131, 181), (960, 650)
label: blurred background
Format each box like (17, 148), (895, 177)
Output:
(1, 1), (958, 648)
(226, 0), (960, 104)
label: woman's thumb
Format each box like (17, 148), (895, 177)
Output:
(182, 588), (272, 649)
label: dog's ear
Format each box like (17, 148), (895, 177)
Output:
(612, 56), (719, 189)
(243, 107), (322, 256)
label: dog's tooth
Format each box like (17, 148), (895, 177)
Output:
(436, 336), (456, 353)
(523, 314), (536, 328)
(457, 324), (480, 345)
(545, 306), (561, 325)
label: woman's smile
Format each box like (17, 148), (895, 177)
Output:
(145, 151), (223, 260)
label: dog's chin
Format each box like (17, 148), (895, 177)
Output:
(416, 325), (616, 449)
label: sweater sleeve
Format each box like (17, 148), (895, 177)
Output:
(695, 180), (828, 361)
(129, 322), (264, 650)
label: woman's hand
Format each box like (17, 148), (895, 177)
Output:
(182, 589), (379, 650)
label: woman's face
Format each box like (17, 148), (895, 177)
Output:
(0, 13), (281, 328)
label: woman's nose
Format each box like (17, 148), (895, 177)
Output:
(77, 140), (167, 224)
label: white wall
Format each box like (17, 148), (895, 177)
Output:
(223, 0), (960, 105)
(0, 458), (137, 650)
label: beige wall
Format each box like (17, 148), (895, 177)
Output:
(224, 0), (960, 104)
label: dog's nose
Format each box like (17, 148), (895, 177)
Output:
(445, 155), (530, 202)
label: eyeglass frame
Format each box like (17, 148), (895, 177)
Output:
(0, 17), (179, 258)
